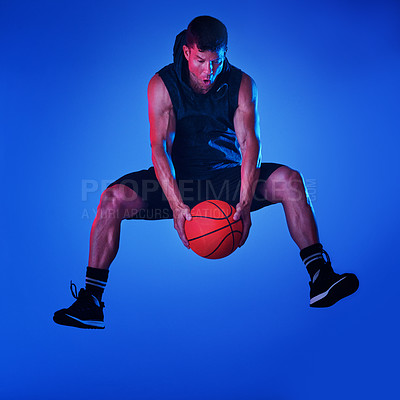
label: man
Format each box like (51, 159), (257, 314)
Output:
(53, 16), (359, 329)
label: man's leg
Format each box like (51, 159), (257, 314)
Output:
(89, 184), (145, 270)
(53, 184), (147, 329)
(257, 165), (359, 307)
(257, 166), (318, 249)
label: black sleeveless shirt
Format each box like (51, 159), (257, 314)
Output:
(157, 30), (243, 180)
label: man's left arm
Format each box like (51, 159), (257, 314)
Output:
(233, 73), (262, 247)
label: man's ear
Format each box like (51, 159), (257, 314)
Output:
(183, 45), (190, 61)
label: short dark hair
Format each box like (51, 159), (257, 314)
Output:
(186, 16), (228, 52)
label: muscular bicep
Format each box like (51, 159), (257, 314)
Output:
(147, 74), (176, 154)
(233, 73), (260, 148)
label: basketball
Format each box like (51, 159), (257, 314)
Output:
(184, 200), (243, 259)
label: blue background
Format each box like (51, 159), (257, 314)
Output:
(1, 0), (399, 399)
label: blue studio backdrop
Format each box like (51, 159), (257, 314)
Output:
(1, 0), (399, 399)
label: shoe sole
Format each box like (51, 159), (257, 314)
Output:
(310, 274), (359, 308)
(53, 313), (105, 329)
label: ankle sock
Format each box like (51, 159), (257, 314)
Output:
(85, 266), (109, 301)
(300, 243), (332, 283)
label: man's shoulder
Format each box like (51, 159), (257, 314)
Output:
(225, 64), (255, 91)
(157, 63), (175, 79)
(230, 66), (252, 83)
(231, 68), (256, 93)
(223, 64), (251, 99)
(148, 63), (175, 88)
(148, 73), (170, 101)
(241, 72), (255, 85)
(236, 72), (258, 105)
(148, 73), (173, 111)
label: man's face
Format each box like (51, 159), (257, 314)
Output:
(183, 44), (226, 93)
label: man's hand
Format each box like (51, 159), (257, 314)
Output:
(233, 202), (252, 247)
(172, 203), (192, 248)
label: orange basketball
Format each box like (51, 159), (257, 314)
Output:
(184, 200), (243, 259)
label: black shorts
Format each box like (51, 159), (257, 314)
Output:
(108, 163), (283, 220)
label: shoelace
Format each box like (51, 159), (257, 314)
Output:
(70, 281), (78, 299)
(69, 280), (104, 308)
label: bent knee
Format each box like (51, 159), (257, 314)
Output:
(272, 166), (303, 184)
(266, 166), (305, 202)
(98, 185), (144, 217)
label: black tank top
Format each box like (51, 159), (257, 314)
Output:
(157, 30), (243, 180)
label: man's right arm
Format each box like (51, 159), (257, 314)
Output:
(147, 74), (192, 247)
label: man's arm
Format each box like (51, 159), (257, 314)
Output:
(147, 74), (192, 248)
(233, 73), (262, 247)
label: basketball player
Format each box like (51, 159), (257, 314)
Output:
(53, 16), (359, 329)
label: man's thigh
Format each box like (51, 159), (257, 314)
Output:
(180, 163), (284, 211)
(252, 163), (285, 211)
(107, 163), (285, 219)
(108, 167), (173, 220)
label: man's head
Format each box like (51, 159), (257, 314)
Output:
(183, 16), (228, 93)
(186, 15), (228, 53)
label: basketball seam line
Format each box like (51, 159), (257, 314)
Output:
(191, 215), (230, 220)
(206, 200), (233, 219)
(204, 229), (242, 258)
(206, 200), (235, 253)
(187, 219), (242, 242)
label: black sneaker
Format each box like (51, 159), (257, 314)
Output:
(309, 252), (359, 308)
(53, 282), (105, 329)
